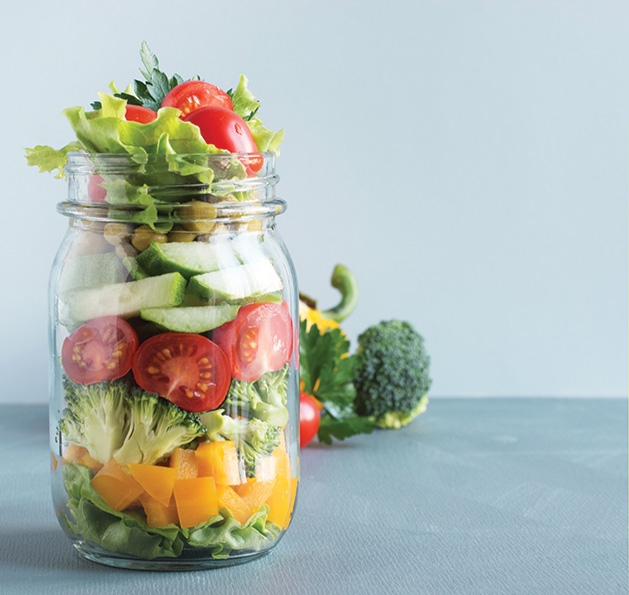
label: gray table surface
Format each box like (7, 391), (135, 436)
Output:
(0, 398), (626, 595)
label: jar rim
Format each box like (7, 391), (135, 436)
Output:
(61, 151), (283, 224)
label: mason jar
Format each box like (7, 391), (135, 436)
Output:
(48, 152), (300, 570)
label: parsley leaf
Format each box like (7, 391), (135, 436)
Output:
(318, 416), (375, 446)
(134, 42), (186, 109)
(300, 320), (375, 443)
(90, 42), (185, 113)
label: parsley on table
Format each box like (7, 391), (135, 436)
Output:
(299, 320), (375, 445)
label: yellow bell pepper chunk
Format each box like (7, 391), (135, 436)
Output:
(169, 447), (198, 480)
(173, 476), (218, 528)
(138, 492), (179, 528)
(195, 440), (243, 485)
(91, 459), (144, 512)
(128, 463), (177, 508)
(217, 485), (252, 525)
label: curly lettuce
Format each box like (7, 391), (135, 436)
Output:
(230, 75), (284, 154)
(63, 463), (184, 559)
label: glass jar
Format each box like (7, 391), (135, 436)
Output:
(48, 152), (300, 570)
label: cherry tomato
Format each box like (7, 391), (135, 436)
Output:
(61, 317), (139, 385)
(132, 333), (230, 412)
(125, 104), (158, 123)
(300, 392), (321, 448)
(87, 174), (107, 202)
(183, 106), (263, 173)
(161, 80), (233, 117)
(213, 302), (293, 383)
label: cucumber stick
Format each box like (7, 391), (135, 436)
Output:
(140, 303), (239, 333)
(189, 259), (283, 303)
(137, 241), (240, 278)
(62, 272), (187, 323)
(58, 252), (127, 293)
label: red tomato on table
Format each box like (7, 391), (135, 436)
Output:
(213, 302), (293, 383)
(300, 392), (321, 448)
(132, 333), (231, 413)
(61, 317), (139, 385)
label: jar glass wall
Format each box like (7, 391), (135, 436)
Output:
(49, 153), (300, 570)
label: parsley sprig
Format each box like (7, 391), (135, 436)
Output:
(133, 41), (186, 110)
(299, 320), (375, 445)
(91, 41), (187, 111)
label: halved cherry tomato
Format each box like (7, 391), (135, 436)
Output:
(300, 392), (321, 448)
(87, 174), (107, 202)
(183, 106), (263, 173)
(132, 333), (230, 412)
(161, 80), (233, 117)
(213, 302), (293, 383)
(61, 317), (139, 385)
(125, 105), (158, 123)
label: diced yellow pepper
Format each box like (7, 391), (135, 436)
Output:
(173, 476), (218, 528)
(138, 492), (179, 528)
(217, 485), (252, 525)
(195, 441), (243, 485)
(91, 459), (144, 511)
(266, 476), (298, 530)
(169, 447), (198, 479)
(63, 444), (102, 471)
(128, 464), (177, 508)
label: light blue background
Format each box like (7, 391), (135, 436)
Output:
(2, 0), (627, 402)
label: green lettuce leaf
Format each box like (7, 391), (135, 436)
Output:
(63, 463), (184, 559)
(25, 143), (82, 178)
(185, 507), (280, 559)
(249, 117), (285, 154)
(231, 75), (284, 154)
(64, 94), (217, 158)
(230, 74), (261, 120)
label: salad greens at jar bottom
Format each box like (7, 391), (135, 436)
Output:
(50, 153), (299, 569)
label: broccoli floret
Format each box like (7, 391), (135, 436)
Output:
(224, 366), (289, 427)
(199, 410), (281, 477)
(198, 367), (288, 476)
(353, 320), (431, 429)
(59, 379), (206, 465)
(241, 418), (281, 477)
(201, 409), (249, 442)
(113, 391), (207, 466)
(59, 379), (129, 465)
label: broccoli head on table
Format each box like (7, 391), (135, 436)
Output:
(353, 320), (431, 429)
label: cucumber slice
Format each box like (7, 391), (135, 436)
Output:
(189, 259), (283, 303)
(137, 241), (240, 278)
(58, 252), (127, 293)
(61, 272), (187, 323)
(140, 303), (239, 333)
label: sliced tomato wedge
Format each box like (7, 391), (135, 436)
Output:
(183, 106), (263, 174)
(161, 80), (233, 117)
(61, 317), (139, 384)
(87, 174), (107, 202)
(213, 301), (293, 383)
(132, 333), (231, 412)
(125, 104), (158, 123)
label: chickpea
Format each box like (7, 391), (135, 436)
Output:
(103, 222), (133, 246)
(179, 200), (217, 233)
(131, 225), (168, 252)
(168, 225), (197, 243)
